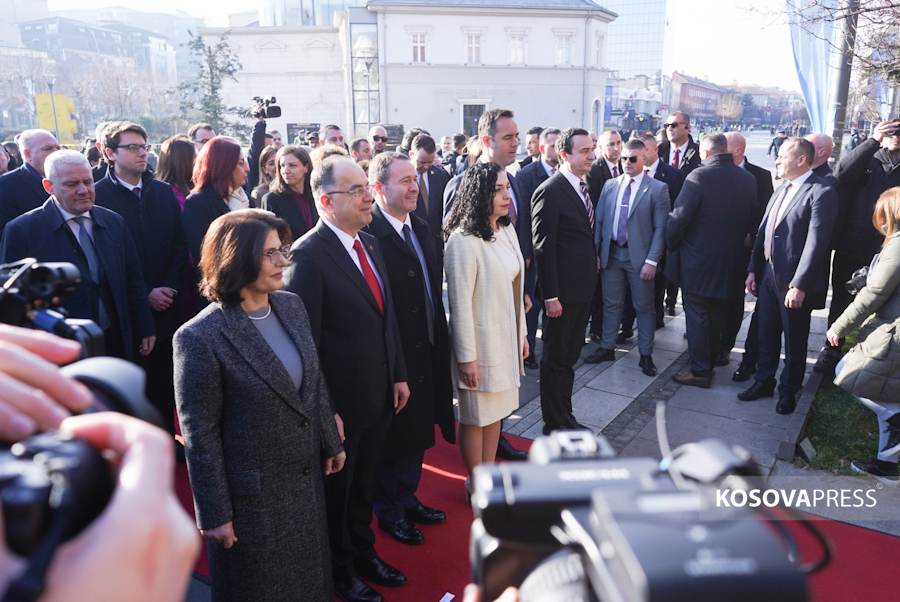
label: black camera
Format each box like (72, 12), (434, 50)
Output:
(251, 96), (281, 119)
(845, 266), (868, 296)
(0, 260), (160, 601)
(470, 431), (821, 602)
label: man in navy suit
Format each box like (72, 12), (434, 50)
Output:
(409, 133), (450, 250)
(517, 127), (560, 368)
(0, 150), (154, 361)
(0, 129), (59, 234)
(739, 138), (837, 414)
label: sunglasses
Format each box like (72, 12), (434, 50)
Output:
(372, 135), (388, 142)
(622, 155), (640, 163)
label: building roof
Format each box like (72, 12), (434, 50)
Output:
(366, 0), (613, 13)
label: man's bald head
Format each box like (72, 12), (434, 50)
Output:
(804, 133), (833, 168)
(724, 132), (747, 166)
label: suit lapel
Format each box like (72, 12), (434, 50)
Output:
(776, 179), (813, 228)
(371, 205), (415, 260)
(629, 177), (651, 217)
(220, 303), (306, 416)
(681, 146), (697, 172)
(315, 222), (383, 314)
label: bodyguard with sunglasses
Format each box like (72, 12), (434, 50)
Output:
(658, 112), (701, 175)
(369, 124), (390, 156)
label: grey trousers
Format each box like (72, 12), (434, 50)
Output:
(600, 244), (655, 356)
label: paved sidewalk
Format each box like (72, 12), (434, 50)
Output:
(505, 297), (828, 476)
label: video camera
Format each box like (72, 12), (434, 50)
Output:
(251, 96), (281, 119)
(471, 417), (830, 602)
(0, 259), (160, 602)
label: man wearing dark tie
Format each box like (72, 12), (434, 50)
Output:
(409, 134), (450, 250)
(0, 129), (59, 234)
(285, 156), (411, 602)
(517, 127), (560, 368)
(723, 132), (775, 380)
(532, 128), (598, 433)
(0, 150), (155, 361)
(739, 138), (837, 414)
(657, 112), (702, 316)
(364, 152), (455, 548)
(665, 134), (756, 388)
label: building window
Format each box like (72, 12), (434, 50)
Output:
(462, 104), (486, 136)
(466, 33), (481, 65)
(411, 32), (426, 64)
(509, 33), (524, 65)
(595, 33), (604, 66)
(554, 34), (572, 66)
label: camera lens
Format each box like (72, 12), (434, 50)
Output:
(60, 357), (163, 429)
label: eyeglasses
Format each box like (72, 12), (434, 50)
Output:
(263, 246), (293, 263)
(623, 155), (640, 163)
(115, 143), (151, 153)
(664, 122), (684, 129)
(326, 184), (370, 199)
(372, 136), (388, 142)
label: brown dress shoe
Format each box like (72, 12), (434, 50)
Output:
(672, 370), (712, 388)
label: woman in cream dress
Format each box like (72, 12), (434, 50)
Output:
(444, 162), (528, 488)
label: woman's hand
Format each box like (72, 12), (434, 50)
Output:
(324, 451), (346, 475)
(826, 329), (840, 348)
(459, 361), (480, 388)
(523, 294), (533, 314)
(522, 339), (530, 360)
(201, 521), (237, 549)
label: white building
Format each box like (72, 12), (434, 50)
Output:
(204, 0), (616, 143)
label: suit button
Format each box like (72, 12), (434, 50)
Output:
(411, 306), (419, 313)
(418, 376), (425, 383)
(415, 341), (423, 349)
(408, 270), (416, 277)
(301, 418), (310, 428)
(302, 467), (311, 476)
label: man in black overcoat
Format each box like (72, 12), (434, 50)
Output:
(284, 156), (410, 602)
(0, 129), (58, 234)
(364, 152), (455, 547)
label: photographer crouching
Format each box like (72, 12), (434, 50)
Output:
(0, 324), (198, 602)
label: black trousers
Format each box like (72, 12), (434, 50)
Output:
(665, 280), (679, 310)
(721, 275), (756, 359)
(588, 274), (604, 337)
(138, 309), (180, 435)
(372, 449), (425, 524)
(540, 301), (591, 429)
(682, 291), (727, 377)
(739, 304), (761, 367)
(325, 402), (392, 579)
(526, 284), (543, 352)
(754, 265), (813, 395)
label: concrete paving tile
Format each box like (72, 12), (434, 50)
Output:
(666, 381), (794, 427)
(615, 435), (663, 459)
(584, 362), (657, 397)
(651, 327), (689, 353)
(572, 388), (633, 430)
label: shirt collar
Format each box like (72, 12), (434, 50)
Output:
(52, 196), (90, 222)
(605, 158), (619, 174)
(645, 159), (659, 176)
(541, 159), (556, 177)
(621, 171), (645, 187)
(739, 158), (747, 169)
(560, 165), (586, 190)
(379, 205), (411, 238)
(109, 167), (142, 194)
(321, 215), (361, 253)
(787, 169), (813, 187)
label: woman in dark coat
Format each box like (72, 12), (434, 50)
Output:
(174, 209), (345, 601)
(261, 145), (319, 241)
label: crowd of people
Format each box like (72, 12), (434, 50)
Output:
(0, 107), (897, 602)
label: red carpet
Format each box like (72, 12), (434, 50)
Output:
(174, 432), (898, 601)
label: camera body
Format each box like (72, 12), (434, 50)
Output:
(470, 432), (809, 602)
(251, 96), (281, 119)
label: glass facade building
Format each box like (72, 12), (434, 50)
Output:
(600, 0), (669, 80)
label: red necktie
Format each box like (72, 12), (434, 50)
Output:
(352, 240), (384, 313)
(671, 148), (680, 168)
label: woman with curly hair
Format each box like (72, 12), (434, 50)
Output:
(444, 162), (528, 493)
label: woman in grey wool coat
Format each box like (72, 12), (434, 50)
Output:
(174, 209), (345, 601)
(828, 187), (900, 484)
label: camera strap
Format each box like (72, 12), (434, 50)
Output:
(2, 502), (71, 602)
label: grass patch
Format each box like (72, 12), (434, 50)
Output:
(800, 382), (879, 473)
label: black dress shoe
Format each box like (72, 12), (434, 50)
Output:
(565, 418), (592, 431)
(354, 553), (407, 586)
(334, 576), (384, 602)
(542, 423), (566, 435)
(813, 346), (841, 375)
(732, 362), (755, 382)
(497, 434), (528, 461)
(524, 354), (538, 369)
(584, 348), (615, 364)
(737, 380), (776, 401)
(615, 330), (634, 345)
(639, 355), (657, 377)
(378, 518), (423, 545)
(776, 393), (797, 415)
(405, 502), (446, 525)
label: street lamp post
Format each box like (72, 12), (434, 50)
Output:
(362, 56), (375, 132)
(47, 77), (60, 141)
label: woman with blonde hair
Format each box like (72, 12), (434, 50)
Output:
(828, 186), (900, 483)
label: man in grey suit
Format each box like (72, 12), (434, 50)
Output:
(586, 139), (669, 376)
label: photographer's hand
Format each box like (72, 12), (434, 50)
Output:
(1, 412), (200, 602)
(0, 324), (92, 441)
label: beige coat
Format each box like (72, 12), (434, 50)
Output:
(832, 232), (900, 402)
(445, 224), (526, 393)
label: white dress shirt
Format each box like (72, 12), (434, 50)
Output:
(644, 159), (660, 179)
(605, 159), (621, 178)
(541, 159), (556, 178)
(668, 141), (689, 167)
(54, 198), (93, 239)
(380, 207), (432, 300)
(774, 169), (813, 226)
(321, 216), (384, 291)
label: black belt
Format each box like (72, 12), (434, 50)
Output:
(612, 239), (628, 248)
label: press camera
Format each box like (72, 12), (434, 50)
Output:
(251, 96), (281, 119)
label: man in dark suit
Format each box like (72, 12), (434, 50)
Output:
(285, 156), (410, 602)
(532, 128), (598, 433)
(517, 127), (560, 368)
(658, 112), (702, 315)
(365, 152), (455, 548)
(409, 134), (450, 249)
(518, 126), (543, 168)
(740, 138), (838, 414)
(585, 129), (623, 341)
(442, 108), (532, 461)
(665, 134), (756, 388)
(0, 129), (59, 234)
(0, 150), (155, 361)
(723, 132), (775, 380)
(94, 121), (187, 434)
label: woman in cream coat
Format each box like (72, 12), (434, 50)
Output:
(444, 162), (528, 490)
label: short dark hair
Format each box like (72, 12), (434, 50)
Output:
(350, 137), (369, 153)
(199, 209), (292, 306)
(556, 127), (591, 155)
(452, 133), (467, 149)
(104, 121), (147, 152)
(411, 134), (436, 154)
(700, 133), (728, 155)
(400, 128), (429, 154)
(368, 151), (404, 185)
(188, 122), (214, 140)
(477, 109), (515, 139)
(320, 124), (342, 137)
(624, 139), (646, 152)
(264, 133), (274, 141)
(539, 128), (561, 144)
(526, 126), (544, 137)
(787, 137), (815, 165)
